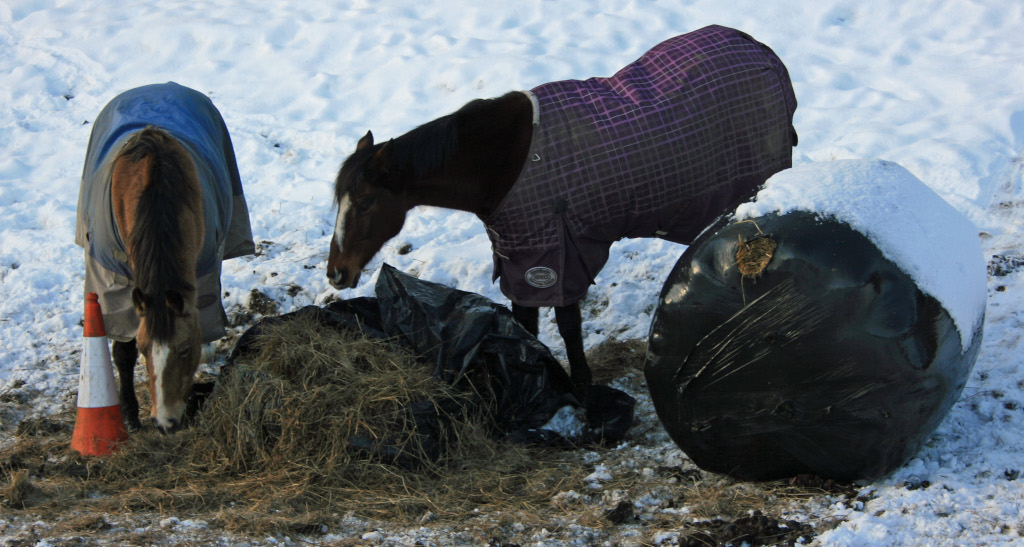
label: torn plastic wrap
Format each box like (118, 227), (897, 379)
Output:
(644, 211), (983, 481)
(228, 264), (634, 465)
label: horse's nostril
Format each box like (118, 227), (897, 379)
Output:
(328, 269), (348, 289)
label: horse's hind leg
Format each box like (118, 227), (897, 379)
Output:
(112, 339), (142, 431)
(555, 303), (591, 390)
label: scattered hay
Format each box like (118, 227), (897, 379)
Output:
(0, 317), (833, 542)
(585, 339), (646, 384)
(0, 315), (585, 533)
(736, 236), (777, 278)
(4, 469), (35, 508)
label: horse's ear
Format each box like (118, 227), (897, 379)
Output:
(131, 288), (149, 316)
(365, 140), (398, 186)
(372, 139), (393, 166)
(356, 131), (374, 151)
(165, 290), (187, 317)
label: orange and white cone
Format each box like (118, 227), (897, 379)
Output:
(70, 292), (128, 456)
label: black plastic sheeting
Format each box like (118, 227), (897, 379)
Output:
(227, 264), (634, 465)
(645, 210), (983, 482)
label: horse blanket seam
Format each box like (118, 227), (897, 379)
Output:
(484, 25), (797, 307)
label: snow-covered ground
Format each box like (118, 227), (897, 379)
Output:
(1, 0), (1023, 544)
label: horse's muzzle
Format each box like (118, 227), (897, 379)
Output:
(328, 268), (359, 290)
(153, 416), (182, 435)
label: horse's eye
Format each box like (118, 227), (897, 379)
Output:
(355, 196), (374, 212)
(177, 346), (191, 359)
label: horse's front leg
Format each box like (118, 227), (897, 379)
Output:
(111, 339), (142, 431)
(511, 303), (540, 336)
(555, 303), (591, 390)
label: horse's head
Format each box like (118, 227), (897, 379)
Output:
(327, 131), (409, 289)
(132, 288), (201, 434)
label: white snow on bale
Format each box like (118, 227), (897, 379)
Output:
(734, 159), (987, 348)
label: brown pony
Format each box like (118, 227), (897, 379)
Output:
(107, 128), (205, 433)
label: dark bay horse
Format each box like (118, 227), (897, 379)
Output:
(327, 26), (797, 388)
(76, 82), (254, 432)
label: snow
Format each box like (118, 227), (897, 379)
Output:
(734, 159), (988, 347)
(2, 0), (1024, 545)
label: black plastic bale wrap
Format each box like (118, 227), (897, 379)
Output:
(644, 211), (983, 481)
(226, 264), (634, 465)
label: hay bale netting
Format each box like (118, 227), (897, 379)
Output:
(644, 160), (987, 481)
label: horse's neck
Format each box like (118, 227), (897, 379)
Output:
(406, 92), (533, 219)
(110, 153), (203, 282)
(110, 154), (148, 246)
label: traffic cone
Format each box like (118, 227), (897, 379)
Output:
(70, 292), (128, 456)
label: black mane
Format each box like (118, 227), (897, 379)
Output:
(122, 127), (199, 342)
(334, 92), (525, 204)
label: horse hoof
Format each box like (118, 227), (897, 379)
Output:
(124, 416), (143, 432)
(572, 377), (593, 396)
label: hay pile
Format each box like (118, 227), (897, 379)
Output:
(1, 315), (584, 531)
(197, 314), (469, 474)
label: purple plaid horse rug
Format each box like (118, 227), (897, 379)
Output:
(485, 25), (798, 306)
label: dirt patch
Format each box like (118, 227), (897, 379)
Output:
(989, 253), (1024, 277)
(679, 512), (816, 546)
(229, 288), (279, 326)
(246, 288), (279, 316)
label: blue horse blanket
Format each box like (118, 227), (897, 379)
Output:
(485, 26), (798, 307)
(75, 82), (254, 342)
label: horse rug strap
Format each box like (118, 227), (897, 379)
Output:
(75, 82), (255, 343)
(485, 25), (798, 307)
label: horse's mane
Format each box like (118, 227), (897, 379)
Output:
(335, 93), (523, 204)
(121, 127), (200, 342)
(390, 109), (463, 180)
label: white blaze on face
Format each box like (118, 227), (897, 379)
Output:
(334, 194), (351, 251)
(151, 341), (169, 424)
(150, 341), (184, 429)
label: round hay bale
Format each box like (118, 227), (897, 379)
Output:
(644, 160), (986, 481)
